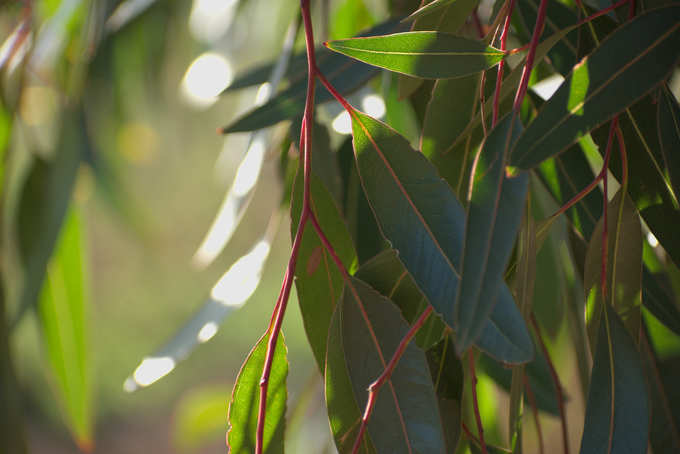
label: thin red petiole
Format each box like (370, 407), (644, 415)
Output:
(316, 69), (354, 113)
(468, 350), (488, 454)
(530, 313), (569, 454)
(351, 305), (434, 454)
(513, 0), (548, 112)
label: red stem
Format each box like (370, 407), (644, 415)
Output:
(530, 314), (569, 454)
(350, 306), (434, 454)
(316, 69), (354, 113)
(255, 1), (318, 452)
(493, 0), (518, 126)
(468, 350), (488, 454)
(513, 0), (548, 112)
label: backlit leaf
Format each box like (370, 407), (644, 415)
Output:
(326, 32), (504, 79)
(511, 6), (680, 169)
(227, 333), (287, 454)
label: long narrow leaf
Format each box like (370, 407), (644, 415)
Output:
(326, 31), (504, 79)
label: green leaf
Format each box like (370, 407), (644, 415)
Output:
(405, 0), (461, 22)
(221, 20), (407, 134)
(584, 190), (643, 352)
(643, 268), (680, 337)
(227, 333), (288, 454)
(579, 305), (649, 454)
(350, 111), (532, 363)
(291, 170), (356, 370)
(337, 277), (448, 453)
(657, 86), (680, 203)
(326, 32), (504, 79)
(330, 0), (375, 41)
(14, 108), (83, 327)
(454, 114), (529, 353)
(355, 249), (448, 350)
(421, 74), (480, 159)
(511, 6), (680, 169)
(37, 206), (92, 450)
(326, 298), (376, 454)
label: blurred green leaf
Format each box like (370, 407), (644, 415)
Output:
(511, 6), (680, 169)
(290, 170), (356, 370)
(579, 305), (649, 454)
(336, 277), (448, 453)
(330, 0), (375, 40)
(174, 385), (231, 451)
(227, 333), (288, 454)
(454, 114), (528, 354)
(38, 205), (92, 450)
(14, 108), (84, 327)
(326, 32), (504, 79)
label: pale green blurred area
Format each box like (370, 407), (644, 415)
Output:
(4, 0), (326, 452)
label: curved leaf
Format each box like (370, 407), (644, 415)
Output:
(37, 206), (92, 450)
(511, 6), (680, 169)
(338, 277), (448, 453)
(579, 306), (649, 454)
(227, 333), (288, 454)
(454, 114), (529, 353)
(326, 32), (504, 79)
(350, 111), (533, 363)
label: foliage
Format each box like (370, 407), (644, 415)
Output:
(1, 0), (680, 453)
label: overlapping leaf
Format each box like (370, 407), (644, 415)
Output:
(584, 190), (643, 352)
(326, 32), (504, 79)
(227, 333), (287, 454)
(332, 277), (447, 453)
(290, 170), (356, 370)
(657, 86), (680, 204)
(510, 6), (680, 169)
(349, 111), (532, 363)
(579, 305), (649, 454)
(37, 206), (92, 450)
(454, 114), (529, 353)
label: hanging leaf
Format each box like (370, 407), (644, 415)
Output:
(511, 6), (680, 169)
(454, 114), (529, 354)
(657, 86), (680, 203)
(579, 305), (649, 454)
(291, 170), (356, 370)
(227, 333), (288, 454)
(37, 206), (92, 450)
(350, 110), (532, 363)
(326, 32), (504, 79)
(584, 190), (643, 352)
(336, 277), (448, 453)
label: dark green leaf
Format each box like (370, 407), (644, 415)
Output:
(657, 86), (680, 203)
(37, 206), (92, 450)
(454, 114), (529, 353)
(355, 249), (448, 350)
(326, 32), (504, 79)
(640, 205), (680, 267)
(291, 170), (356, 370)
(326, 298), (376, 454)
(14, 109), (84, 327)
(338, 277), (448, 453)
(511, 6), (680, 169)
(579, 306), (649, 454)
(405, 0), (461, 22)
(350, 111), (533, 363)
(642, 268), (680, 337)
(227, 333), (288, 454)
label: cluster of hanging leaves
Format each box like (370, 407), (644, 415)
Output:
(222, 0), (680, 453)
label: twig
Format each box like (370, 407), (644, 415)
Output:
(513, 0), (548, 112)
